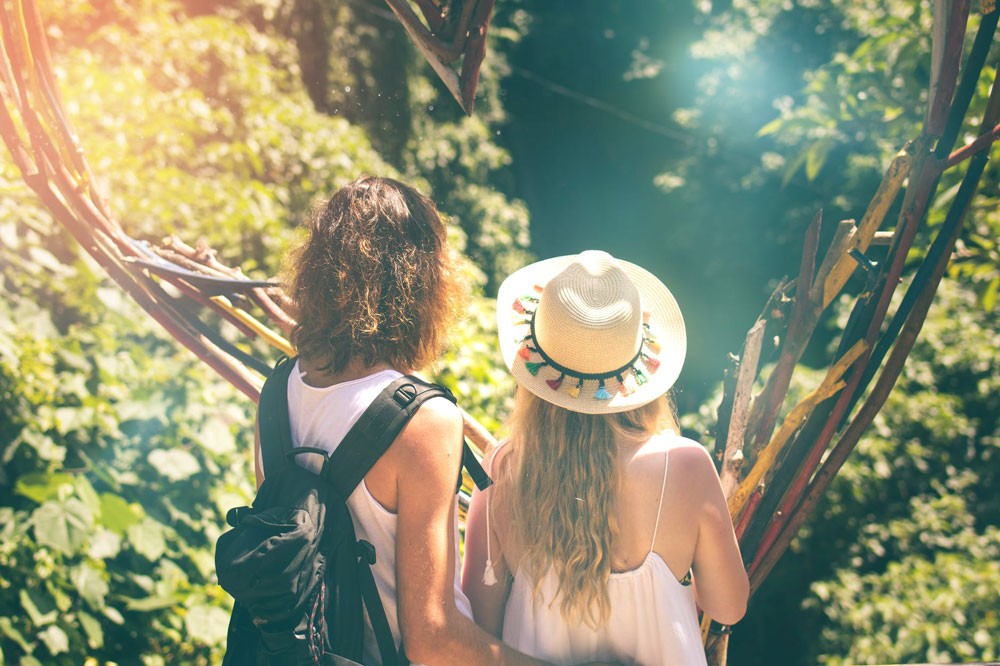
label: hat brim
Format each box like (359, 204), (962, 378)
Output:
(497, 254), (686, 415)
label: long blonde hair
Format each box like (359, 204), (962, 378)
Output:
(502, 387), (674, 627)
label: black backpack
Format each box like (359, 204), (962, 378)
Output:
(215, 356), (491, 666)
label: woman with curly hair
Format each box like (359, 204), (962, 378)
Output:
(258, 176), (610, 666)
(463, 250), (749, 665)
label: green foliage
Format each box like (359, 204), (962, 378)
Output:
(0, 218), (255, 664)
(665, 0), (999, 312)
(812, 497), (1000, 665)
(713, 278), (1000, 665)
(799, 279), (1000, 663)
(46, 0), (389, 276)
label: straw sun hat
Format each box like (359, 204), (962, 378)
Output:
(497, 250), (686, 415)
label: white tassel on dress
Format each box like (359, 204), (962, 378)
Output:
(483, 558), (498, 586)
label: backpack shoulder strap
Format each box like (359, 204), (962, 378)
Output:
(256, 355), (297, 478)
(324, 375), (452, 500)
(325, 374), (494, 498)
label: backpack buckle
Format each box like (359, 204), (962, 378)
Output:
(393, 383), (418, 407)
(226, 506), (251, 527)
(356, 539), (377, 566)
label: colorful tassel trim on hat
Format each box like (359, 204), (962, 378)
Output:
(546, 373), (565, 391)
(514, 314), (533, 326)
(644, 355), (661, 373)
(514, 303), (667, 403)
(618, 372), (639, 396)
(595, 380), (612, 400)
(525, 361), (546, 376)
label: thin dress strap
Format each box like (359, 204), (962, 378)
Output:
(648, 448), (671, 555)
(483, 468), (499, 585)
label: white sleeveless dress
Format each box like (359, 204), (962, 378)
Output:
(286, 362), (473, 666)
(500, 448), (708, 666)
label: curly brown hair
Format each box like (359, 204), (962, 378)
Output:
(286, 176), (462, 373)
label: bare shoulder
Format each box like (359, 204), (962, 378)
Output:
(393, 395), (464, 460)
(634, 433), (713, 469)
(665, 435), (717, 473)
(481, 440), (513, 478)
(638, 434), (720, 497)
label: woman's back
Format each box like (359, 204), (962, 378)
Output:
(498, 434), (709, 666)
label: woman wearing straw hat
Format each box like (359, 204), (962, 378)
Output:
(462, 250), (749, 665)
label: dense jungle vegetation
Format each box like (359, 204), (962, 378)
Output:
(0, 1), (997, 664)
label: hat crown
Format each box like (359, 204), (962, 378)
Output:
(534, 251), (643, 375)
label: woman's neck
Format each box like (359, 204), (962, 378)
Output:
(298, 356), (392, 389)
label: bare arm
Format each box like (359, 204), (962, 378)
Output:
(461, 467), (512, 637)
(253, 414), (264, 489)
(687, 445), (749, 625)
(394, 399), (554, 666)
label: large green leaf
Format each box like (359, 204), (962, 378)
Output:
(98, 492), (141, 535)
(148, 448), (201, 482)
(77, 611), (104, 650)
(31, 498), (93, 555)
(184, 604), (230, 646)
(88, 528), (122, 560)
(196, 415), (237, 455)
(127, 517), (168, 561)
(38, 625), (69, 656)
(19, 588), (57, 627)
(13, 472), (74, 504)
(71, 563), (109, 610)
(0, 616), (32, 653)
(124, 595), (178, 612)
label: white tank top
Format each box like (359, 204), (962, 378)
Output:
(500, 448), (708, 666)
(286, 361), (473, 665)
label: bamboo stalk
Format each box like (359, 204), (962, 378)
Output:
(727, 339), (867, 518)
(948, 121), (1000, 165)
(734, 486), (764, 539)
(737, 167), (911, 562)
(821, 149), (911, 306)
(719, 320), (765, 499)
(934, 5), (1000, 158)
(383, 0), (464, 61)
(740, 137), (938, 581)
(713, 277), (792, 476)
(211, 295), (296, 356)
(743, 211), (823, 455)
(947, 60), (1000, 166)
(749, 151), (989, 592)
(926, 0), (972, 136)
(712, 355), (739, 475)
(411, 0), (445, 32)
(249, 287), (297, 335)
(461, 411), (498, 456)
(31, 180), (264, 400)
(143, 270), (266, 342)
(459, 0), (494, 112)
